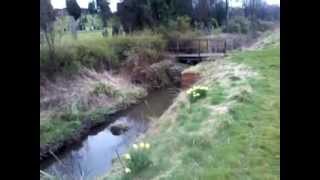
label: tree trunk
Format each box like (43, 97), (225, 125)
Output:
(70, 18), (79, 39)
(225, 0), (229, 26)
(44, 30), (55, 62)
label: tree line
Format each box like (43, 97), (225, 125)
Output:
(40, 0), (279, 42)
(115, 0), (279, 33)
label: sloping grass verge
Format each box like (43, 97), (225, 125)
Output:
(105, 31), (279, 180)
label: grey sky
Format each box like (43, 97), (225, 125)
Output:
(51, 0), (280, 12)
(51, 0), (121, 12)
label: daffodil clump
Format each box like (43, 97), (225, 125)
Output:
(187, 85), (209, 103)
(122, 142), (152, 175)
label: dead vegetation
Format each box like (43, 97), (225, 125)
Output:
(40, 68), (146, 123)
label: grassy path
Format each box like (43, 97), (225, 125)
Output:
(107, 30), (280, 180)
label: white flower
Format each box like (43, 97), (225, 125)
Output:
(139, 142), (145, 149)
(124, 153), (131, 160)
(145, 143), (150, 149)
(133, 144), (138, 150)
(125, 167), (131, 173)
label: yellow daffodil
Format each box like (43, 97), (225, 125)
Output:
(145, 143), (150, 149)
(125, 167), (131, 173)
(124, 153), (131, 160)
(139, 142), (145, 149)
(133, 144), (138, 150)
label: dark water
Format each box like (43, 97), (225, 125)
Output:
(40, 87), (179, 180)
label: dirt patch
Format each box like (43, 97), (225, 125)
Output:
(126, 59), (186, 90)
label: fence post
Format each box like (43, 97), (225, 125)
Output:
(177, 40), (180, 53)
(224, 39), (227, 54)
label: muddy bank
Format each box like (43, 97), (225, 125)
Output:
(41, 87), (180, 179)
(40, 100), (139, 161)
(40, 61), (186, 162)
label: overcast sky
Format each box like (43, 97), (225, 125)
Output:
(51, 0), (280, 12)
(51, 0), (121, 12)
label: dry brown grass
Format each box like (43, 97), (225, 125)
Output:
(40, 68), (146, 122)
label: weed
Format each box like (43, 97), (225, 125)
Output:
(186, 86), (209, 103)
(92, 83), (120, 97)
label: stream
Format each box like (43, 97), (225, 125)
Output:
(40, 87), (179, 179)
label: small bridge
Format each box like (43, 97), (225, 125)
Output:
(168, 37), (227, 63)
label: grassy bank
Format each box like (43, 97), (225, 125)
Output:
(106, 30), (279, 180)
(40, 72), (147, 146)
(40, 31), (166, 78)
(40, 31), (166, 153)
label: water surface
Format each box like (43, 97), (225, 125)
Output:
(41, 87), (179, 179)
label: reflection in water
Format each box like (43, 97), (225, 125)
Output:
(41, 88), (179, 180)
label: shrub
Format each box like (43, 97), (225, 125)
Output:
(102, 28), (109, 37)
(40, 33), (165, 79)
(40, 45), (81, 76)
(187, 86), (209, 103)
(108, 34), (166, 63)
(256, 20), (274, 32)
(223, 16), (250, 34)
(40, 42), (115, 77)
(176, 16), (191, 33)
(211, 18), (219, 29)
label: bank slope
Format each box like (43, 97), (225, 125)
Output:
(107, 30), (280, 180)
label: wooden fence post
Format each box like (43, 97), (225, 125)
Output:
(177, 40), (180, 53)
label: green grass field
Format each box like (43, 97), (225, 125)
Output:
(57, 30), (106, 44)
(106, 30), (280, 180)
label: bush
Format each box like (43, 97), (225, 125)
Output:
(187, 86), (209, 103)
(176, 16), (191, 33)
(40, 33), (165, 79)
(211, 18), (219, 29)
(40, 42), (116, 78)
(108, 34), (166, 63)
(256, 20), (274, 32)
(40, 45), (81, 76)
(223, 16), (250, 34)
(102, 28), (109, 37)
